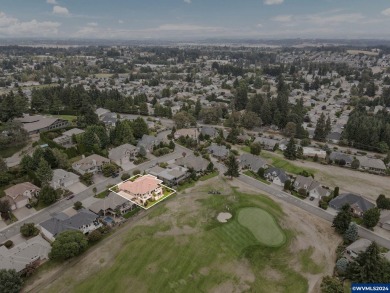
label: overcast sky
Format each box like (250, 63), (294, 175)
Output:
(1, 0), (390, 39)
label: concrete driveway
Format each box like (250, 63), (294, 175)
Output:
(93, 173), (107, 184)
(121, 161), (136, 172)
(67, 182), (88, 194)
(0, 219), (7, 230)
(13, 206), (36, 221)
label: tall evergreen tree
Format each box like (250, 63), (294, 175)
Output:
(347, 242), (390, 283)
(284, 138), (297, 160)
(36, 158), (53, 185)
(314, 113), (327, 141)
(332, 204), (351, 235)
(224, 154), (240, 179)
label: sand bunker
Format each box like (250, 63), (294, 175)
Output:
(217, 212), (232, 223)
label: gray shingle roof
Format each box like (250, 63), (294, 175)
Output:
(329, 193), (375, 212)
(40, 209), (98, 237)
(239, 153), (267, 172)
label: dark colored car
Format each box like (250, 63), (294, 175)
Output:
(111, 172), (119, 178)
(66, 194), (75, 200)
(309, 196), (315, 201)
(26, 204), (32, 209)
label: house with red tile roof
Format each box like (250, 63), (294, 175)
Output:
(117, 175), (163, 206)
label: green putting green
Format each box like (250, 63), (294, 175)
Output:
(237, 207), (286, 247)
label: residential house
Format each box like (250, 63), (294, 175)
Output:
(39, 209), (102, 241)
(137, 134), (163, 152)
(264, 167), (289, 187)
(95, 108), (110, 117)
(174, 128), (198, 140)
(357, 156), (387, 174)
(175, 154), (209, 174)
(345, 238), (372, 259)
(207, 143), (229, 160)
(0, 235), (51, 273)
(50, 169), (79, 190)
(89, 192), (136, 217)
(293, 175), (330, 199)
(148, 164), (189, 186)
(117, 174), (164, 206)
(53, 128), (84, 148)
(239, 153), (268, 172)
(329, 193), (375, 217)
(4, 182), (40, 210)
(326, 132), (342, 143)
(109, 144), (138, 165)
(101, 112), (118, 128)
(200, 126), (219, 138)
(328, 151), (353, 167)
(253, 137), (280, 151)
(16, 114), (69, 135)
(379, 210), (390, 231)
(72, 154), (110, 175)
(302, 147), (327, 160)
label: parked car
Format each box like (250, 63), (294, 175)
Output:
(111, 172), (119, 178)
(26, 204), (32, 209)
(309, 196), (315, 201)
(66, 194), (75, 200)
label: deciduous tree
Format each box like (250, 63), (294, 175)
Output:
(49, 230), (88, 261)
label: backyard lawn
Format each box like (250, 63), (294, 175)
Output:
(36, 184), (313, 293)
(260, 151), (316, 176)
(50, 115), (77, 123)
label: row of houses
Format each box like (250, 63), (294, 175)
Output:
(329, 151), (387, 174)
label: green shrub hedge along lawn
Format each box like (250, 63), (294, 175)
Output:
(237, 207), (286, 247)
(47, 188), (308, 293)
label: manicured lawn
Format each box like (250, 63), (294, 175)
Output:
(199, 171), (219, 181)
(260, 151), (316, 176)
(50, 115), (77, 123)
(243, 170), (271, 185)
(95, 190), (109, 199)
(47, 188), (309, 293)
(237, 207), (286, 247)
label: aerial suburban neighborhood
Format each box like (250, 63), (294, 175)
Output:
(1, 1), (390, 292)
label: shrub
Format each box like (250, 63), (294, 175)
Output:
(4, 240), (13, 248)
(20, 223), (39, 238)
(73, 201), (83, 210)
(319, 200), (328, 210)
(133, 169), (141, 176)
(121, 173), (130, 181)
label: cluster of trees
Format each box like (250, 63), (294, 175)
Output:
(0, 269), (23, 293)
(0, 121), (29, 150)
(333, 204), (381, 234)
(283, 138), (303, 160)
(0, 89), (29, 122)
(344, 106), (390, 153)
(322, 242), (390, 291)
(30, 85), (152, 117)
